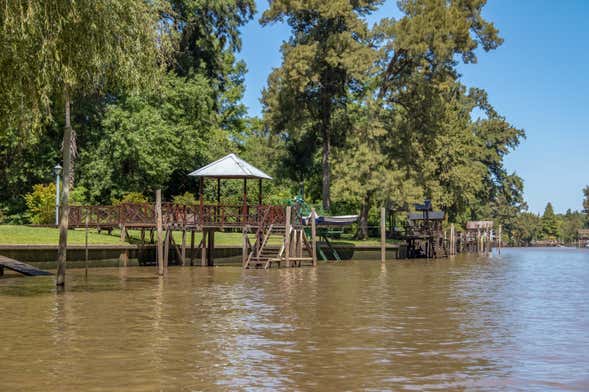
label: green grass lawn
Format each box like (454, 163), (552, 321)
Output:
(0, 225), (127, 246)
(0, 224), (398, 247)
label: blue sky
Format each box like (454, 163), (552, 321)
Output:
(237, 0), (589, 214)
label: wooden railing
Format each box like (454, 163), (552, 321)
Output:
(68, 203), (286, 228)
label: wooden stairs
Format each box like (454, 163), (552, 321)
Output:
(243, 225), (314, 269)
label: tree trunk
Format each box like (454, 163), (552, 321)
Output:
(56, 90), (73, 286)
(356, 192), (371, 240)
(321, 131), (331, 211)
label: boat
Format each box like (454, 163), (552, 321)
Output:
(304, 214), (359, 226)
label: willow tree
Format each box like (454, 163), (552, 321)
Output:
(0, 1), (168, 286)
(261, 0), (381, 210)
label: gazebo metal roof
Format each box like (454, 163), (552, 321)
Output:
(188, 153), (272, 180)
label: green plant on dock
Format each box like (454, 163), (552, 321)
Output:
(24, 183), (55, 224)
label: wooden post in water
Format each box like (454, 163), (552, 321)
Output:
(284, 206), (291, 267)
(311, 208), (317, 266)
(201, 231), (207, 267)
(207, 230), (215, 266)
(242, 227), (248, 267)
(450, 223), (455, 256)
(84, 214), (89, 279)
(380, 207), (386, 263)
(163, 227), (170, 272)
(190, 230), (195, 266)
(181, 228), (187, 266)
(498, 225), (502, 254)
(156, 189), (164, 276)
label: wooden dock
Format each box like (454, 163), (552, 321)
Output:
(0, 255), (52, 276)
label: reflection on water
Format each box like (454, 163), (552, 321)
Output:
(1, 248), (588, 391)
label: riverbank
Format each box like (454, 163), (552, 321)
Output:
(0, 224), (397, 247)
(0, 225), (402, 268)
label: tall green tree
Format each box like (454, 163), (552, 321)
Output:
(0, 0), (168, 285)
(372, 0), (522, 223)
(559, 209), (584, 244)
(583, 186), (589, 214)
(541, 202), (559, 240)
(261, 0), (382, 210)
(512, 212), (542, 246)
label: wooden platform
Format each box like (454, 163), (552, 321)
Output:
(0, 255), (52, 276)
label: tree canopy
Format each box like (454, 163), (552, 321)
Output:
(0, 0), (541, 247)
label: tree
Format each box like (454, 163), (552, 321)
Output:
(560, 209), (584, 244)
(371, 0), (522, 225)
(583, 186), (589, 214)
(541, 202), (559, 240)
(0, 1), (168, 285)
(512, 212), (542, 246)
(261, 0), (381, 210)
(77, 73), (225, 203)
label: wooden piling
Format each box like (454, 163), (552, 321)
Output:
(181, 228), (187, 266)
(497, 224), (502, 254)
(380, 207), (386, 263)
(190, 230), (195, 266)
(200, 231), (207, 267)
(207, 230), (215, 266)
(156, 189), (164, 275)
(163, 227), (170, 272)
(84, 214), (89, 278)
(284, 206), (291, 267)
(242, 227), (248, 267)
(450, 223), (455, 256)
(311, 208), (317, 266)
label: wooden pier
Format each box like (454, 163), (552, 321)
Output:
(66, 154), (318, 270)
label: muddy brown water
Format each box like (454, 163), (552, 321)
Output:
(1, 248), (588, 391)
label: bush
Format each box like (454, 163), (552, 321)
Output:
(25, 183), (56, 224)
(70, 185), (89, 205)
(172, 192), (198, 205)
(112, 192), (148, 205)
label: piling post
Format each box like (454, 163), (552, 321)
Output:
(498, 225), (502, 254)
(380, 207), (386, 263)
(284, 206), (291, 267)
(156, 189), (164, 275)
(242, 227), (248, 267)
(163, 227), (170, 273)
(181, 228), (187, 266)
(450, 223), (455, 256)
(84, 214), (89, 278)
(207, 230), (215, 266)
(201, 231), (207, 267)
(311, 208), (317, 266)
(190, 230), (195, 266)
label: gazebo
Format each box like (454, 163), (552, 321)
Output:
(189, 153), (272, 226)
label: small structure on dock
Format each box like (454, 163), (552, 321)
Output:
(405, 200), (447, 258)
(67, 153), (318, 270)
(463, 221), (494, 253)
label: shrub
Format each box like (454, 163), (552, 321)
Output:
(25, 183), (56, 224)
(112, 192), (148, 205)
(172, 192), (198, 205)
(70, 185), (89, 205)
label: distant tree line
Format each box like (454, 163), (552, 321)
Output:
(1, 0), (574, 246)
(509, 189), (589, 246)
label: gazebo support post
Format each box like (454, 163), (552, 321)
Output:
(242, 178), (247, 224)
(199, 177), (204, 226)
(217, 178), (221, 223)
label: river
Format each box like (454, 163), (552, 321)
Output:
(1, 248), (588, 391)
